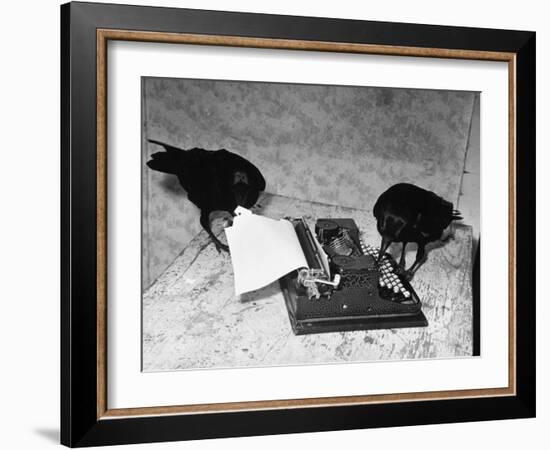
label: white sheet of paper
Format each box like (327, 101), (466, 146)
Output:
(225, 208), (308, 295)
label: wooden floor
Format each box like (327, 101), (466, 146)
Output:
(142, 193), (474, 372)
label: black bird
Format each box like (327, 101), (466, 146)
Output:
(373, 183), (462, 279)
(146, 140), (266, 252)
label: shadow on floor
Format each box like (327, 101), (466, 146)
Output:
(34, 428), (59, 444)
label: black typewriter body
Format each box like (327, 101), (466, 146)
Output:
(279, 218), (428, 335)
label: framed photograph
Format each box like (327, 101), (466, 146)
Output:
(61, 1), (535, 447)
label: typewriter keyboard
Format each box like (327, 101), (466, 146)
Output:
(359, 239), (414, 304)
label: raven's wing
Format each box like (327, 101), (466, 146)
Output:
(181, 148), (267, 210)
(147, 141), (223, 208)
(373, 183), (413, 220)
(182, 151), (236, 210)
(211, 149), (266, 191)
(415, 191), (454, 237)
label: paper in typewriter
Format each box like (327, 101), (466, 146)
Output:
(225, 208), (308, 295)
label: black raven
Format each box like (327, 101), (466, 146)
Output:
(146, 140), (266, 252)
(373, 183), (462, 279)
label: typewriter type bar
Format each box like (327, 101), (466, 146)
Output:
(294, 217), (340, 300)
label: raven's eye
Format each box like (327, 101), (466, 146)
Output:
(233, 171), (249, 185)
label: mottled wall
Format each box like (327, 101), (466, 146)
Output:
(457, 95), (480, 254)
(142, 77), (477, 289)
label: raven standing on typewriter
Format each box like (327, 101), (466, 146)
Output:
(373, 183), (462, 280)
(146, 140), (266, 252)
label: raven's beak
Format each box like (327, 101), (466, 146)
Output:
(378, 236), (391, 264)
(224, 216), (234, 228)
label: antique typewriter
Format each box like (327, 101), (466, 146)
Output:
(279, 218), (428, 335)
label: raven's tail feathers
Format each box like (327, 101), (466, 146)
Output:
(452, 209), (463, 221)
(148, 139), (181, 152)
(146, 140), (187, 174)
(146, 152), (180, 174)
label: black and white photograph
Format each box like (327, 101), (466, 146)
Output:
(0, 0), (542, 447)
(141, 77), (480, 372)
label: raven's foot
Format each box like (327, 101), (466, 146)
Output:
(402, 270), (414, 281)
(213, 239), (229, 254)
(394, 264), (407, 277)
